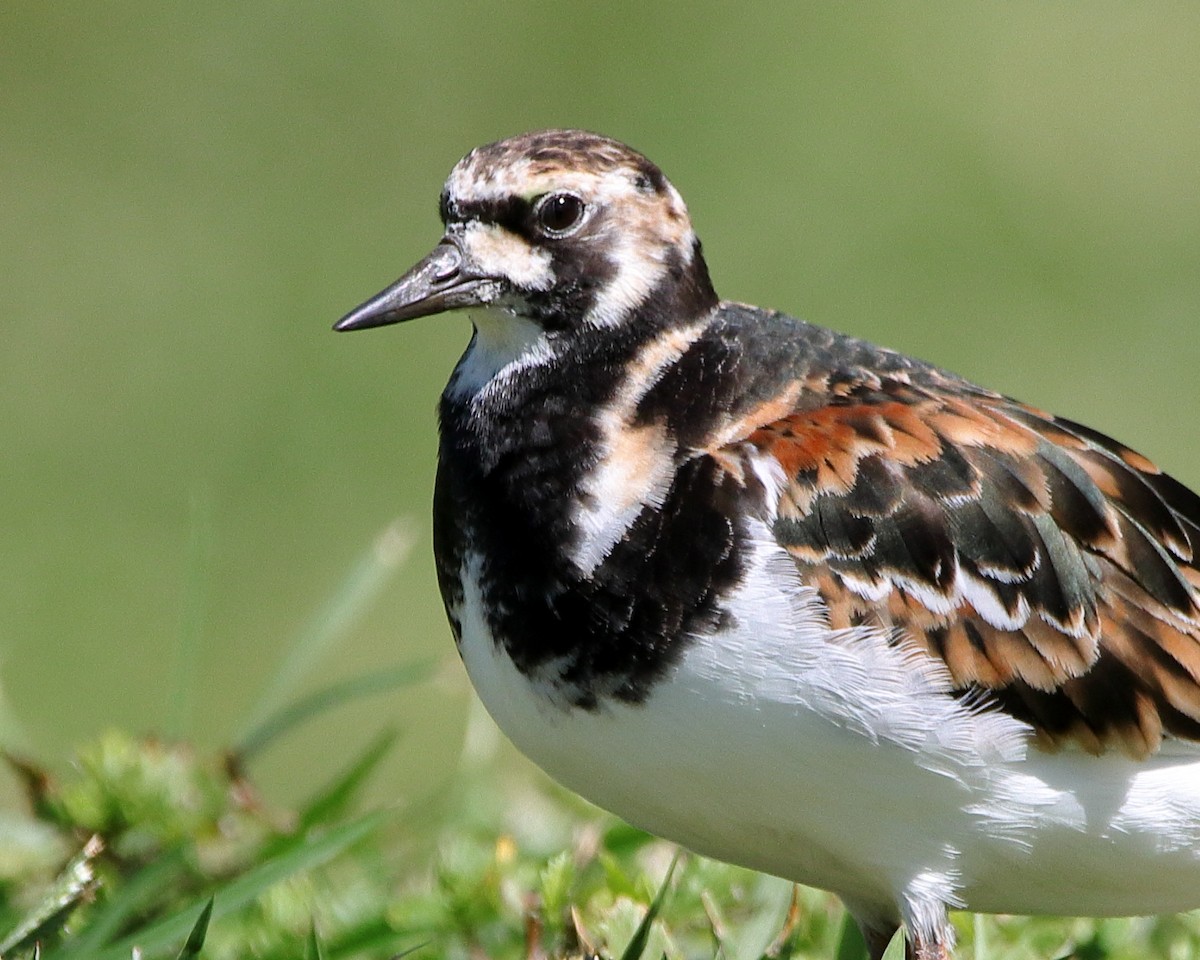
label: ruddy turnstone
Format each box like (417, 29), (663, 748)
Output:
(336, 130), (1200, 960)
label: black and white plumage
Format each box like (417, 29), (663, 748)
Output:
(336, 130), (1200, 960)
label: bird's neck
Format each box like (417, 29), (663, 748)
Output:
(443, 236), (718, 424)
(439, 306), (659, 484)
(433, 299), (755, 710)
(435, 289), (728, 564)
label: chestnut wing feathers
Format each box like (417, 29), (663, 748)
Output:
(740, 364), (1200, 756)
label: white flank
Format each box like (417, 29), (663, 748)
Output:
(454, 522), (1200, 925)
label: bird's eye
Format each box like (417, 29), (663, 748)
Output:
(535, 192), (586, 237)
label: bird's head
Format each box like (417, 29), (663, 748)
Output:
(335, 130), (718, 340)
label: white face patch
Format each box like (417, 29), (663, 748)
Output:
(585, 180), (694, 328)
(585, 190), (698, 329)
(584, 234), (671, 328)
(447, 306), (559, 401)
(456, 221), (554, 291)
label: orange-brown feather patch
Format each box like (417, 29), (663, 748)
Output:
(1019, 613), (1097, 677)
(939, 620), (1004, 687)
(930, 398), (1040, 454)
(705, 384), (801, 452)
(747, 401), (944, 499)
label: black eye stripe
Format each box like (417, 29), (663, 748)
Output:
(443, 193), (590, 242)
(443, 196), (531, 232)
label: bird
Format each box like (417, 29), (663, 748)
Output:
(335, 130), (1200, 960)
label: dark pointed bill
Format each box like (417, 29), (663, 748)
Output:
(334, 240), (499, 331)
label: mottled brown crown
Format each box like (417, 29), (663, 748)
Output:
(448, 129), (670, 200)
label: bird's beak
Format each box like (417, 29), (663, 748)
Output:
(334, 240), (498, 331)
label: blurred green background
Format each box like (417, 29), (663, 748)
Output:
(3, 3), (1199, 818)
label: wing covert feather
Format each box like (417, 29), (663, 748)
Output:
(729, 366), (1200, 756)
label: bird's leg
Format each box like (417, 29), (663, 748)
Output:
(904, 931), (951, 960)
(901, 894), (955, 960)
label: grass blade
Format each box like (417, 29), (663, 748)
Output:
(833, 912), (869, 960)
(238, 519), (414, 744)
(0, 836), (102, 956)
(175, 899), (213, 959)
(94, 810), (387, 960)
(296, 727), (398, 830)
(235, 662), (430, 763)
(59, 846), (188, 956)
(305, 922), (324, 960)
(388, 943), (429, 958)
(618, 852), (679, 960)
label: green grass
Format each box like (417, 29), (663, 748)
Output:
(3, 532), (1200, 959)
(6, 725), (1200, 959)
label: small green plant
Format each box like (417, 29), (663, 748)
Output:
(7, 726), (1200, 958)
(3, 523), (1200, 958)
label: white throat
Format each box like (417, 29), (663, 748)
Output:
(446, 307), (559, 401)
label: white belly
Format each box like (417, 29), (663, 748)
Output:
(453, 533), (1200, 920)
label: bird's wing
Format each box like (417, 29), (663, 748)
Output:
(720, 362), (1200, 756)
